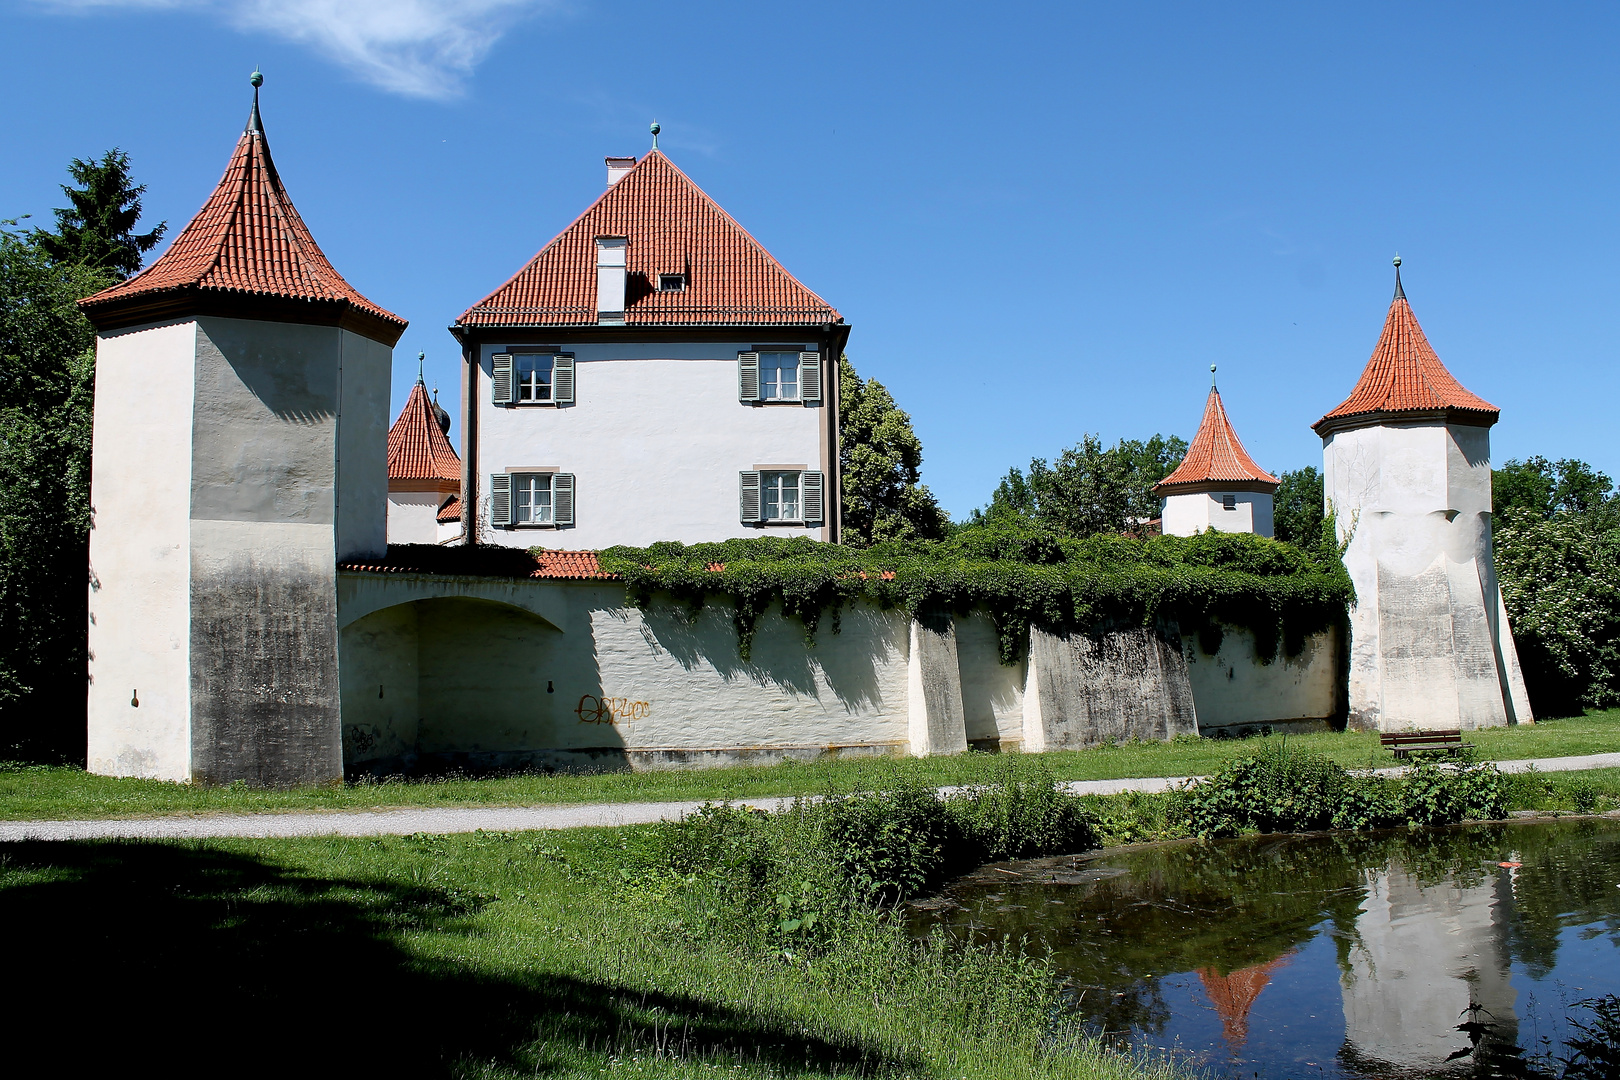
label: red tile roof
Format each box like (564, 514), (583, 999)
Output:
(1154, 386), (1279, 492)
(79, 96), (406, 346)
(436, 496), (461, 525)
(338, 546), (611, 580)
(1313, 273), (1498, 436)
(459, 151), (840, 328)
(388, 380), (461, 483)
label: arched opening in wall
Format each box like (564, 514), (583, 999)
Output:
(339, 596), (615, 777)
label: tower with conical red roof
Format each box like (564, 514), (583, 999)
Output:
(79, 75), (406, 784)
(387, 357), (462, 543)
(1154, 372), (1280, 537)
(1314, 261), (1530, 731)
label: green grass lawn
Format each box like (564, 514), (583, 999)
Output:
(3, 708), (1616, 821)
(0, 827), (1182, 1079)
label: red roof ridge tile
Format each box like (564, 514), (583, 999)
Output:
(79, 97), (405, 346)
(1314, 276), (1498, 436)
(1154, 386), (1279, 492)
(458, 150), (841, 328)
(337, 547), (612, 581)
(388, 380), (461, 483)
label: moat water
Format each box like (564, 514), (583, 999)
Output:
(918, 819), (1620, 1078)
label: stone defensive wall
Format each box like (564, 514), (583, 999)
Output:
(336, 563), (1340, 775)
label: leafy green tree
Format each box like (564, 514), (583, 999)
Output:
(1495, 456), (1617, 525)
(977, 433), (1186, 538)
(32, 149), (165, 280)
(1273, 466), (1325, 547)
(1495, 509), (1620, 716)
(0, 222), (115, 760)
(838, 355), (949, 546)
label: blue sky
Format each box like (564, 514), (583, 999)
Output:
(4, 2), (1617, 518)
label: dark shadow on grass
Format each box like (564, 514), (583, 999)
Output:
(0, 841), (924, 1078)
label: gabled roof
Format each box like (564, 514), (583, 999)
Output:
(458, 151), (840, 328)
(1313, 269), (1497, 436)
(388, 380), (461, 484)
(1154, 385), (1280, 493)
(79, 93), (406, 346)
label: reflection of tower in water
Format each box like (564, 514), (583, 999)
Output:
(1197, 953), (1295, 1050)
(1340, 864), (1518, 1073)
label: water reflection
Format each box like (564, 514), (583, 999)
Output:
(917, 820), (1620, 1079)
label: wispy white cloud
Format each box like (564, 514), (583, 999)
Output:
(34, 0), (555, 99)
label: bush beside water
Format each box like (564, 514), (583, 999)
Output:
(1175, 742), (1511, 838)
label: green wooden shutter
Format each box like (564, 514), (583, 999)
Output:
(554, 473), (575, 526)
(492, 353), (514, 404)
(801, 470), (825, 524)
(553, 355), (575, 404)
(490, 473), (512, 526)
(739, 471), (762, 523)
(799, 352), (822, 404)
(738, 352), (760, 402)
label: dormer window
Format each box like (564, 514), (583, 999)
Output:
(658, 273), (687, 293)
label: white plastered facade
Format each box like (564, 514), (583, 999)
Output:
(471, 341), (829, 548)
(87, 315), (391, 781)
(1324, 419), (1532, 731)
(1161, 490), (1274, 538)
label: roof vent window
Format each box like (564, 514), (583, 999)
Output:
(658, 274), (687, 293)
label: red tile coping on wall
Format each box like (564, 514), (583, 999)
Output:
(1313, 284), (1498, 436)
(1154, 387), (1279, 493)
(458, 151), (841, 328)
(436, 496), (462, 525)
(338, 546), (612, 580)
(389, 381), (461, 482)
(79, 96), (406, 345)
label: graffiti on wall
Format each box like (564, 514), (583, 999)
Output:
(576, 695), (651, 725)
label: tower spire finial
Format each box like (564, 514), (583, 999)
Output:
(1392, 254), (1405, 301)
(1210, 363), (1218, 389)
(248, 68), (264, 133)
(417, 350), (425, 384)
(650, 120), (660, 151)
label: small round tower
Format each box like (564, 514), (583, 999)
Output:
(1154, 368), (1279, 537)
(1314, 260), (1531, 731)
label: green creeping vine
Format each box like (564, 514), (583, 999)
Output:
(591, 522), (1354, 664)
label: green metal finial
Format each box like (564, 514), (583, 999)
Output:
(417, 351), (426, 383)
(650, 120), (660, 150)
(251, 69), (263, 88)
(1210, 364), (1218, 388)
(1392, 254), (1406, 301)
(1392, 254), (1401, 268)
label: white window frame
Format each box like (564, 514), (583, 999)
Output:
(514, 354), (553, 403)
(758, 352), (801, 402)
(512, 473), (554, 526)
(761, 471), (803, 522)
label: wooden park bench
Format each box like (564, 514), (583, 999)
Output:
(1380, 729), (1470, 760)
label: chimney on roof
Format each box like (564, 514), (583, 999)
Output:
(606, 156), (636, 186)
(596, 237), (627, 324)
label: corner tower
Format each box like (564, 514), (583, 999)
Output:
(1154, 370), (1279, 537)
(1314, 260), (1530, 731)
(79, 76), (406, 783)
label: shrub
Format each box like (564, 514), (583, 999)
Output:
(1178, 743), (1508, 838)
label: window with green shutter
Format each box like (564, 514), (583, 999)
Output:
(738, 352), (760, 402)
(491, 353), (514, 404)
(739, 471), (762, 523)
(489, 473), (512, 525)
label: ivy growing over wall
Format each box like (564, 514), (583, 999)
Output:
(594, 523), (1353, 664)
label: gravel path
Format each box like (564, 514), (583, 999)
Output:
(2, 752), (1616, 842)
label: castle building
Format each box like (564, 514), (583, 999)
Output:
(78, 80), (404, 783)
(1314, 262), (1532, 731)
(386, 361), (462, 544)
(1153, 375), (1279, 537)
(450, 142), (850, 548)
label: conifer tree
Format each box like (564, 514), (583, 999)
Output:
(838, 356), (949, 546)
(33, 149), (166, 279)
